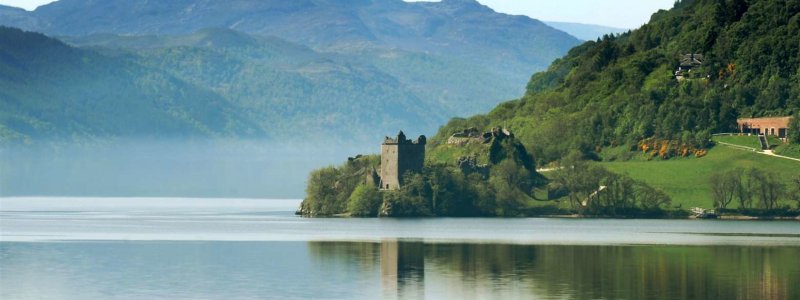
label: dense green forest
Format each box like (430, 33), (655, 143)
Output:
(430, 0), (800, 165)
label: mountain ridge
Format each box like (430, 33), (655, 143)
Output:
(544, 21), (629, 41)
(0, 26), (449, 143)
(0, 26), (259, 142)
(0, 0), (581, 144)
(1, 0), (580, 83)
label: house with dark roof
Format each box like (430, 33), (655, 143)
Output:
(675, 53), (704, 80)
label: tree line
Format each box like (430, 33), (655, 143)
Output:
(549, 154), (674, 217)
(710, 167), (800, 211)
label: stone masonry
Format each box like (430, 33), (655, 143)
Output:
(379, 131), (426, 190)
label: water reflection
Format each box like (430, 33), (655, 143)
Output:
(2, 241), (797, 299)
(308, 241), (800, 299)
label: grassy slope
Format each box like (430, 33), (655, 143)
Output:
(712, 135), (761, 150)
(427, 143), (491, 166)
(774, 143), (800, 160)
(601, 146), (800, 209)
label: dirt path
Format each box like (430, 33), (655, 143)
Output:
(536, 167), (563, 173)
(717, 142), (800, 163)
(760, 149), (800, 163)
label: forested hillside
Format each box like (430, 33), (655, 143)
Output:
(431, 0), (800, 165)
(304, 0), (800, 217)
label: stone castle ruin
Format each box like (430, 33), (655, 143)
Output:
(379, 131), (426, 190)
(447, 127), (513, 146)
(446, 127), (488, 145)
(448, 127), (515, 177)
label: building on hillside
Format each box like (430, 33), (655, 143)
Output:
(680, 53), (704, 67)
(675, 53), (704, 80)
(737, 116), (793, 140)
(380, 131), (426, 190)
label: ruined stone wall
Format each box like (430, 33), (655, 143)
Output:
(397, 142), (425, 182)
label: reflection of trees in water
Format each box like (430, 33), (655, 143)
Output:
(308, 241), (800, 299)
(528, 246), (799, 299)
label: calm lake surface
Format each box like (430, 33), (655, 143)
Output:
(2, 197), (799, 299)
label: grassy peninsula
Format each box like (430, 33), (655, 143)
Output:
(299, 131), (680, 218)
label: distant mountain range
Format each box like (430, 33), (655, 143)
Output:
(0, 0), (583, 143)
(544, 21), (629, 40)
(0, 27), (255, 141)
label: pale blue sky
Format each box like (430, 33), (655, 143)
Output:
(0, 0), (676, 28)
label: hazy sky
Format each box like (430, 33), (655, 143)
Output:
(0, 0), (675, 28)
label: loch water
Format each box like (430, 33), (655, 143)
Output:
(1, 197), (799, 299)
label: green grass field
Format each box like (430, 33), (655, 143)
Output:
(601, 145), (800, 209)
(712, 135), (761, 150)
(774, 143), (800, 160)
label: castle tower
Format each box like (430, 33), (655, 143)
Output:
(379, 131), (426, 190)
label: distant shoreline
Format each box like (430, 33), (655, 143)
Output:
(300, 210), (800, 221)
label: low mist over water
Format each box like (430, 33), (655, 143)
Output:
(0, 140), (372, 198)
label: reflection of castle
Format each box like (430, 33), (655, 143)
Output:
(381, 240), (425, 299)
(379, 131), (426, 190)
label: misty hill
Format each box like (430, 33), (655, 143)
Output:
(544, 21), (629, 41)
(0, 27), (460, 142)
(0, 0), (581, 144)
(430, 0), (800, 165)
(0, 27), (264, 142)
(0, 5), (39, 28)
(64, 27), (524, 115)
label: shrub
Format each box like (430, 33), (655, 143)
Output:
(347, 184), (382, 217)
